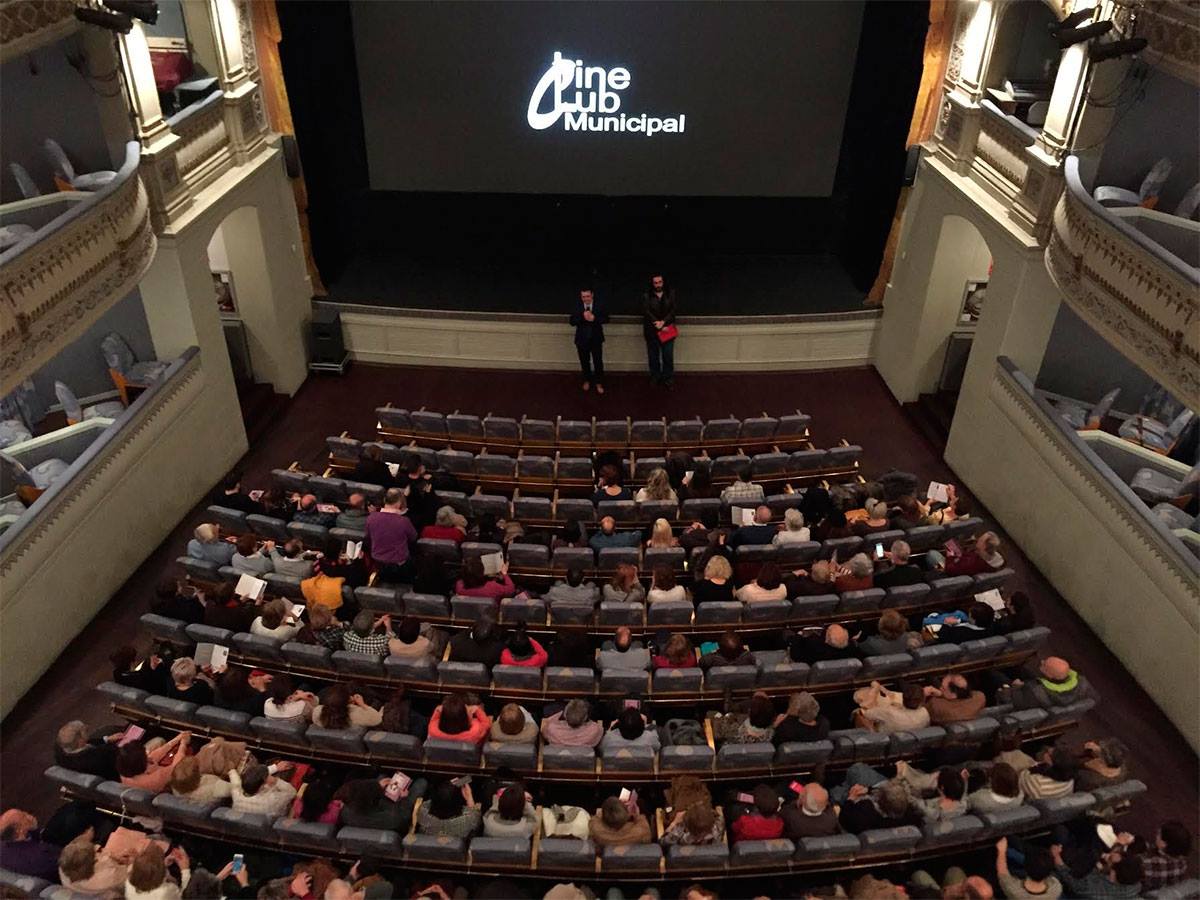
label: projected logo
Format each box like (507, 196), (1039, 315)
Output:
(526, 51), (685, 136)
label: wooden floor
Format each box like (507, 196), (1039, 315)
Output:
(2, 363), (1195, 873)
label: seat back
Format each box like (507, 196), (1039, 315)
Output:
(659, 744), (714, 772)
(652, 666), (702, 693)
(403, 832), (467, 862)
(695, 601), (742, 624)
(647, 599), (692, 625)
(601, 744), (655, 771)
(470, 835), (532, 865)
(423, 738), (482, 765)
(542, 745), (597, 772)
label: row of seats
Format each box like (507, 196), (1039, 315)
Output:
(43, 764), (1146, 879)
(140, 612), (1047, 700)
(99, 680), (1086, 779)
(374, 407), (814, 452)
(324, 439), (862, 490)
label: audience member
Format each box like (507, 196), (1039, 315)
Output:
(729, 506), (776, 548)
(1051, 842), (1142, 899)
(483, 782), (539, 838)
(692, 555), (735, 605)
(449, 614), (505, 666)
(167, 658), (213, 706)
(417, 781), (481, 838)
(994, 838), (1061, 900)
(698, 631), (756, 669)
(169, 756), (233, 804)
(292, 494), (336, 528)
(812, 509), (853, 542)
(645, 517), (679, 550)
(937, 602), (997, 644)
(501, 623), (548, 667)
(1141, 821), (1191, 892)
(427, 694), (491, 744)
(1019, 746), (1076, 799)
(661, 803), (723, 847)
(541, 699), (603, 748)
(379, 686), (420, 737)
(589, 797), (652, 847)
(995, 591), (1037, 635)
(312, 683), (382, 729)
(940, 531), (1005, 576)
(736, 562), (787, 603)
(124, 844), (190, 900)
(54, 720), (119, 779)
(786, 558), (836, 598)
(1073, 738), (1128, 792)
(546, 567), (600, 605)
(1008, 656), (1096, 710)
(851, 499), (892, 536)
(212, 666), (270, 715)
(858, 608), (918, 656)
(350, 444), (395, 488)
(730, 692), (776, 743)
(592, 464), (632, 504)
(187, 524), (235, 566)
(0, 809), (61, 881)
(455, 555), (517, 601)
(599, 626), (652, 670)
(116, 733), (191, 793)
(251, 598), (303, 642)
(834, 553), (874, 592)
(781, 783), (838, 840)
(490, 703), (538, 744)
(336, 492), (371, 531)
(773, 508), (810, 545)
(342, 611), (393, 657)
(925, 674), (986, 724)
(895, 763), (969, 822)
(601, 708), (660, 752)
(231, 534), (273, 576)
(603, 563), (646, 604)
(57, 829), (140, 896)
(789, 623), (859, 665)
(420, 506), (467, 544)
(730, 785), (784, 842)
(299, 603), (346, 651)
(589, 516), (640, 551)
(772, 691), (830, 746)
(339, 775), (416, 831)
(874, 540), (926, 589)
(636, 468), (678, 503)
(365, 488), (417, 583)
(838, 779), (922, 834)
(653, 634), (697, 670)
(647, 565), (686, 604)
(858, 682), (930, 734)
(263, 674), (315, 722)
(388, 616), (434, 660)
(967, 762), (1024, 815)
(268, 538), (317, 578)
(211, 472), (262, 515)
(720, 467), (764, 506)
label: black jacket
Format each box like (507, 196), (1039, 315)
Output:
(570, 297), (610, 347)
(642, 290), (677, 338)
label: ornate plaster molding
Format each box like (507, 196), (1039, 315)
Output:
(1134, 0), (1200, 85)
(0, 0), (79, 63)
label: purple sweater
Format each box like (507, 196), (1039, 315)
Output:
(365, 511), (417, 564)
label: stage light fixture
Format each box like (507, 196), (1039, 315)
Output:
(1088, 37), (1149, 62)
(1048, 6), (1097, 34)
(1055, 20), (1113, 48)
(73, 5), (133, 33)
(104, 0), (159, 25)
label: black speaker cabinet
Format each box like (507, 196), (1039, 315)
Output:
(310, 308), (345, 364)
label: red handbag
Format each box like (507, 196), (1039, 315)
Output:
(656, 324), (679, 344)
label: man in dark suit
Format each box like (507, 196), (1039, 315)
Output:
(570, 288), (608, 394)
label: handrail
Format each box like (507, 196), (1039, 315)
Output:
(1062, 156), (1200, 285)
(0, 347), (201, 562)
(994, 357), (1200, 588)
(165, 88), (224, 129)
(979, 99), (1038, 145)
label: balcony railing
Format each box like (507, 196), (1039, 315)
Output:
(167, 89), (233, 189)
(972, 99), (1037, 198)
(1045, 156), (1200, 410)
(1135, 1), (1200, 87)
(0, 0), (79, 63)
(0, 141), (156, 395)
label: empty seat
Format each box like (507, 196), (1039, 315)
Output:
(632, 456), (666, 479)
(599, 669), (648, 695)
(744, 598), (792, 623)
(151, 793), (219, 824)
(438, 661), (490, 687)
(660, 744), (714, 772)
(777, 541), (822, 567)
(600, 843), (662, 870)
(178, 556), (220, 581)
(598, 500), (638, 522)
(263, 572), (304, 598)
(469, 494), (510, 517)
(354, 586), (403, 614)
(542, 745), (597, 772)
(1005, 626), (1051, 653)
(376, 407), (412, 430)
(507, 543), (550, 568)
(272, 468), (309, 494)
(757, 661), (810, 688)
(332, 650), (385, 677)
(96, 681), (149, 709)
(446, 413), (483, 439)
(440, 491), (472, 517)
(904, 525), (946, 552)
(973, 568), (1014, 593)
(774, 740), (834, 766)
(820, 536), (862, 559)
(470, 835), (532, 865)
(546, 667), (595, 692)
(860, 825), (922, 852)
(558, 419), (592, 443)
(518, 454), (554, 478)
(1045, 698), (1095, 724)
(549, 602), (595, 625)
(552, 547), (595, 569)
(233, 632), (283, 662)
(945, 516), (984, 541)
(808, 658), (862, 684)
(308, 475), (346, 502)
(246, 514), (290, 541)
(668, 418), (703, 444)
(644, 547), (685, 569)
(43, 767), (103, 800)
(789, 449), (828, 471)
(410, 410), (446, 436)
(736, 544), (779, 565)
(598, 600), (642, 626)
(681, 498), (721, 521)
(451, 595), (495, 621)
(831, 730), (891, 762)
(765, 492), (805, 515)
(666, 843), (729, 870)
(1000, 708), (1048, 731)
(960, 636), (1009, 661)
(384, 656), (437, 682)
(716, 743), (775, 769)
(436, 449), (475, 475)
(140, 613), (190, 645)
(249, 716), (308, 745)
(364, 731), (421, 761)
(556, 456), (594, 479)
(403, 833), (467, 862)
(751, 452), (790, 477)
(792, 595), (840, 618)
(207, 505), (249, 536)
(705, 665), (757, 690)
(184, 623), (234, 646)
(423, 738), (482, 766)
(731, 839), (795, 865)
(828, 444), (863, 467)
(1089, 780), (1146, 809)
(493, 665), (543, 690)
(885, 583), (931, 606)
(194, 705), (252, 732)
(538, 837), (598, 869)
(556, 498), (597, 522)
(653, 667), (702, 693)
(483, 415), (519, 441)
(402, 592), (450, 618)
(639, 500), (678, 523)
(703, 418), (741, 441)
(513, 495), (552, 520)
(338, 826), (401, 855)
(860, 653), (912, 678)
(601, 745), (654, 772)
(145, 696), (198, 722)
(740, 415), (779, 439)
(920, 815), (984, 848)
(888, 726), (947, 756)
(868, 529), (906, 550)
(647, 600), (692, 625)
(696, 601), (742, 624)
(794, 833), (861, 861)
(710, 454), (749, 478)
(500, 595), (547, 623)
(626, 419), (662, 443)
(483, 742), (536, 770)
(595, 419), (631, 444)
(1033, 792), (1096, 825)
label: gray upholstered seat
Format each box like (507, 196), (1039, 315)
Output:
(909, 643), (962, 668)
(513, 495), (552, 520)
(249, 716), (309, 745)
(43, 766), (103, 800)
(195, 705), (253, 731)
(659, 745), (714, 772)
(884, 583), (931, 606)
(436, 449), (475, 475)
(538, 838), (598, 868)
(703, 417), (741, 441)
(837, 588), (885, 613)
(483, 415), (519, 441)
(695, 601), (742, 624)
(178, 556), (221, 581)
(402, 592), (450, 617)
(438, 661), (490, 687)
(403, 832), (468, 861)
(354, 586), (403, 614)
(789, 449), (828, 472)
(904, 524), (945, 551)
(808, 658), (862, 684)
(860, 653), (912, 678)
(639, 500), (678, 522)
(644, 547), (684, 569)
(145, 695), (198, 722)
(959, 636), (1009, 661)
(830, 729), (890, 761)
(751, 452), (789, 477)
(705, 665), (757, 690)
(96, 681), (149, 709)
(598, 546), (640, 569)
(274, 818), (337, 847)
(97, 781), (156, 817)
(794, 833), (860, 861)
(233, 632), (283, 662)
(417, 538), (461, 566)
(978, 805), (1041, 836)
(470, 835), (532, 865)
(666, 843), (729, 870)
(423, 738), (482, 765)
(207, 505), (248, 536)
(546, 667), (595, 692)
(653, 667), (702, 693)
(681, 498), (721, 521)
(647, 599), (692, 625)
(1033, 792), (1096, 825)
(140, 613), (190, 645)
(246, 514), (290, 541)
(1000, 708), (1048, 731)
(483, 742), (537, 770)
(601, 744), (654, 771)
(774, 740), (834, 766)
(332, 650), (385, 676)
(716, 742), (775, 769)
(446, 413), (483, 439)
(859, 825), (922, 852)
(929, 576), (975, 603)
(542, 745), (596, 772)
(307, 475), (346, 502)
(376, 407), (411, 430)
(731, 838), (795, 865)
(1089, 780), (1146, 809)
(549, 602), (595, 625)
(507, 543), (550, 568)
(263, 572), (304, 598)
(600, 669), (648, 694)
(595, 419), (631, 444)
(598, 500), (638, 522)
(887, 726), (946, 756)
(598, 600), (643, 625)
(558, 419), (592, 443)
(500, 595), (547, 623)
(972, 568), (1014, 593)
(1005, 626), (1051, 652)
(338, 826), (401, 854)
(710, 454), (749, 478)
(364, 731), (421, 761)
(919, 815), (984, 847)
(492, 664), (543, 690)
(151, 793), (218, 823)
(667, 418), (703, 443)
(384, 656), (438, 682)
(600, 843), (662, 870)
(791, 595), (840, 618)
(451, 595), (495, 621)
(272, 468), (309, 494)
(744, 598), (792, 622)
(820, 535), (862, 559)
(828, 444), (862, 467)
(556, 457), (595, 480)
(552, 546), (595, 569)
(945, 517), (984, 541)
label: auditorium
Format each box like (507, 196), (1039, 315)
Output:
(0, 0), (1197, 898)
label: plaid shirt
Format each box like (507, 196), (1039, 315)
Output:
(1141, 852), (1187, 892)
(342, 629), (390, 657)
(720, 480), (765, 506)
(229, 768), (296, 817)
(312, 624), (346, 652)
(1057, 868), (1142, 900)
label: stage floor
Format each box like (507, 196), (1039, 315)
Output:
(324, 251), (866, 316)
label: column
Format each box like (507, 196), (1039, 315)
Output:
(935, 0), (999, 173)
(206, 0), (268, 160)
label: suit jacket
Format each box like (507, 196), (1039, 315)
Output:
(642, 289), (678, 337)
(570, 297), (609, 347)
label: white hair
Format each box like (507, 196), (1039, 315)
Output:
(847, 553), (873, 578)
(194, 523), (218, 543)
(784, 508), (806, 531)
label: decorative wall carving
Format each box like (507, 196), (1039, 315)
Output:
(0, 0), (78, 62)
(0, 144), (156, 395)
(973, 103), (1034, 195)
(1046, 158), (1200, 409)
(172, 94), (231, 181)
(1135, 1), (1200, 86)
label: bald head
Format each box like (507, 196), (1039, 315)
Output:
(600, 515), (616, 534)
(826, 624), (849, 649)
(801, 783), (828, 814)
(754, 505), (771, 525)
(1040, 656), (1071, 681)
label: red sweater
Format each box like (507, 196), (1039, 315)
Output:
(732, 813), (784, 842)
(454, 575), (516, 600)
(427, 705), (492, 744)
(420, 525), (465, 544)
(500, 639), (548, 668)
(652, 652), (697, 670)
(944, 550), (998, 577)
